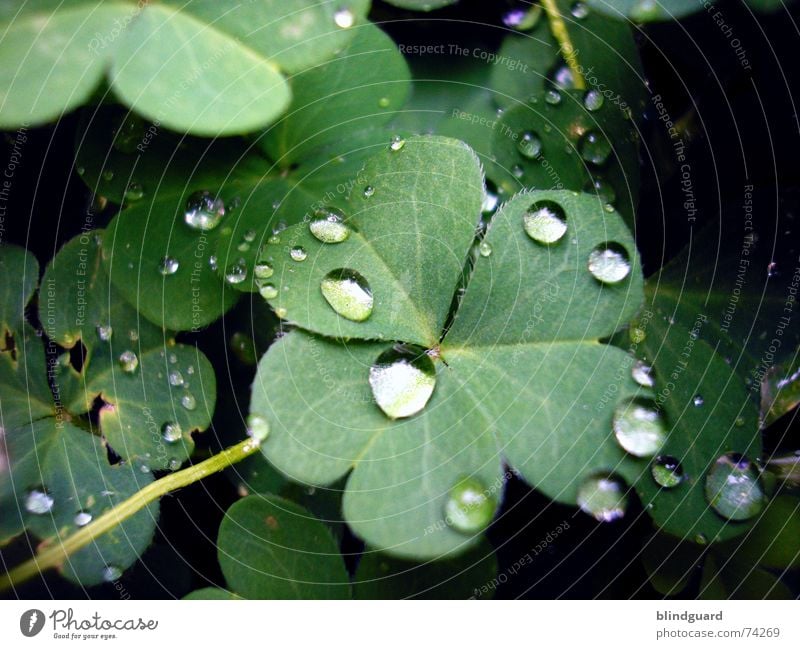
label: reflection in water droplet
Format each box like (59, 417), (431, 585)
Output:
(583, 89), (604, 111)
(363, 185), (375, 198)
(577, 474), (628, 522)
(479, 241), (492, 257)
(162, 422), (182, 443)
(571, 1), (589, 19)
(631, 360), (655, 388)
(225, 263), (246, 285)
(544, 89), (562, 105)
(389, 135), (405, 151)
(518, 131), (542, 159)
(651, 456), (684, 488)
(254, 263), (273, 280)
(613, 397), (666, 457)
(444, 477), (495, 534)
(704, 453), (765, 521)
(320, 268), (373, 322)
(547, 63), (574, 91)
(310, 207), (350, 243)
(579, 131), (612, 165)
(74, 511), (93, 527)
(259, 283), (278, 300)
(118, 350), (138, 373)
(184, 190), (225, 231)
(333, 7), (355, 28)
(693, 394), (704, 407)
(25, 489), (54, 514)
(96, 325), (113, 342)
(158, 256), (179, 276)
(181, 394), (197, 411)
(588, 244), (631, 284)
(523, 200), (567, 244)
(369, 345), (436, 419)
(168, 370), (184, 387)
(246, 413), (270, 442)
(290, 246), (307, 262)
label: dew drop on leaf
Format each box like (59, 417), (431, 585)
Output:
(102, 565), (122, 582)
(168, 370), (184, 387)
(320, 268), (373, 322)
(162, 422), (182, 443)
(651, 456), (684, 488)
(184, 190), (225, 232)
(704, 453), (765, 521)
(579, 131), (612, 165)
(517, 131), (542, 159)
(571, 1), (589, 19)
(363, 185), (375, 198)
(246, 413), (270, 442)
(583, 89), (604, 111)
(368, 345), (436, 419)
(259, 283), (278, 300)
(544, 89), (562, 105)
(96, 325), (113, 342)
(444, 477), (495, 534)
(290, 246), (307, 262)
(254, 262), (274, 280)
(389, 135), (405, 152)
(25, 489), (54, 514)
(333, 7), (355, 28)
(118, 350), (138, 373)
(631, 360), (655, 388)
(523, 200), (567, 244)
(693, 394), (704, 407)
(74, 511), (93, 527)
(479, 241), (492, 257)
(180, 394), (197, 411)
(225, 262), (246, 285)
(613, 397), (666, 457)
(577, 474), (628, 522)
(631, 0), (662, 21)
(158, 256), (179, 276)
(310, 207), (350, 243)
(587, 244), (631, 283)
(124, 182), (144, 201)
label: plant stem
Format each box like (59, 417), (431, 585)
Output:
(0, 438), (260, 593)
(541, 0), (586, 90)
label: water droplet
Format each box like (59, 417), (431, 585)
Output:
(705, 454), (765, 521)
(389, 135), (405, 152)
(613, 397), (666, 457)
(290, 246), (307, 262)
(112, 113), (147, 153)
(118, 350), (138, 373)
(571, 1), (589, 19)
(158, 256), (179, 276)
(444, 477), (495, 534)
(74, 511), (93, 527)
(583, 89), (604, 111)
(547, 63), (574, 91)
(629, 326), (646, 344)
(479, 241), (492, 257)
(208, 255), (219, 272)
(523, 200), (567, 244)
(579, 131), (612, 166)
(588, 244), (631, 283)
(577, 474), (628, 522)
(334, 7), (355, 28)
(363, 185), (375, 198)
(96, 325), (113, 342)
(651, 456), (684, 488)
(184, 190), (225, 231)
(168, 370), (184, 387)
(168, 458), (181, 471)
(168, 353), (178, 364)
(517, 131), (542, 159)
(259, 283), (278, 300)
(544, 89), (562, 105)
(693, 394), (704, 407)
(181, 394), (197, 411)
(482, 184), (499, 215)
(246, 413), (270, 442)
(25, 489), (54, 514)
(102, 565), (122, 582)
(320, 268), (373, 322)
(631, 0), (662, 21)
(511, 164), (524, 179)
(631, 360), (655, 388)
(162, 422), (182, 443)
(124, 182), (144, 201)
(275, 307), (287, 319)
(585, 177), (616, 204)
(254, 262), (273, 280)
(310, 208), (350, 243)
(369, 345), (436, 419)
(225, 263), (246, 285)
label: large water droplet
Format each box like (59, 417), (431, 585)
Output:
(246, 413), (270, 442)
(588, 244), (631, 283)
(444, 477), (495, 534)
(613, 397), (666, 457)
(168, 370), (184, 387)
(579, 131), (612, 165)
(333, 7), (355, 28)
(184, 190), (225, 232)
(25, 489), (54, 514)
(631, 360), (655, 388)
(310, 207), (350, 244)
(523, 200), (567, 244)
(254, 262), (274, 280)
(651, 456), (684, 488)
(74, 511), (93, 527)
(577, 474), (628, 522)
(118, 350), (138, 373)
(583, 89), (604, 112)
(290, 246), (308, 262)
(158, 256), (179, 276)
(162, 422), (182, 443)
(517, 131), (542, 159)
(320, 268), (373, 322)
(704, 453), (765, 521)
(368, 345), (436, 419)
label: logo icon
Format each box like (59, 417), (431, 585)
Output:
(20, 609), (45, 637)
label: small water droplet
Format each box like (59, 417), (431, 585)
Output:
(208, 255), (219, 272)
(168, 370), (184, 387)
(310, 207), (350, 243)
(585, 177), (616, 204)
(571, 1), (589, 19)
(25, 489), (54, 514)
(158, 256), (179, 276)
(102, 169), (115, 181)
(184, 190), (225, 231)
(333, 7), (355, 28)
(544, 89), (562, 105)
(118, 350), (138, 373)
(631, 0), (662, 22)
(181, 394), (197, 411)
(517, 131), (542, 159)
(74, 511), (93, 527)
(523, 200), (567, 244)
(363, 185), (375, 198)
(583, 89), (604, 111)
(162, 422), (182, 443)
(579, 130), (612, 165)
(479, 241), (492, 257)
(588, 244), (631, 284)
(259, 283), (278, 300)
(369, 345), (436, 419)
(444, 477), (495, 534)
(651, 456), (684, 488)
(705, 453), (765, 521)
(577, 474), (628, 522)
(320, 268), (373, 322)
(389, 135), (405, 152)
(631, 360), (655, 388)
(246, 413), (270, 442)
(693, 394), (704, 407)
(96, 325), (113, 342)
(511, 164), (524, 179)
(254, 262), (273, 280)
(547, 62), (574, 91)
(629, 326), (646, 344)
(102, 565), (122, 582)
(225, 262), (246, 285)
(613, 397), (666, 457)
(124, 182), (144, 201)
(290, 246), (308, 262)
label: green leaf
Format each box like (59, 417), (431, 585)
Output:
(0, 244), (39, 336)
(760, 351), (800, 426)
(383, 0), (458, 10)
(700, 553), (791, 599)
(183, 587), (241, 600)
(262, 24), (411, 164)
(260, 135), (485, 347)
(354, 540), (498, 599)
(2, 418), (158, 585)
(585, 0), (710, 22)
(217, 494), (350, 599)
(0, 0), (371, 135)
(641, 532), (703, 597)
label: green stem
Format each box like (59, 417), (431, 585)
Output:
(541, 0), (586, 90)
(0, 438), (260, 592)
